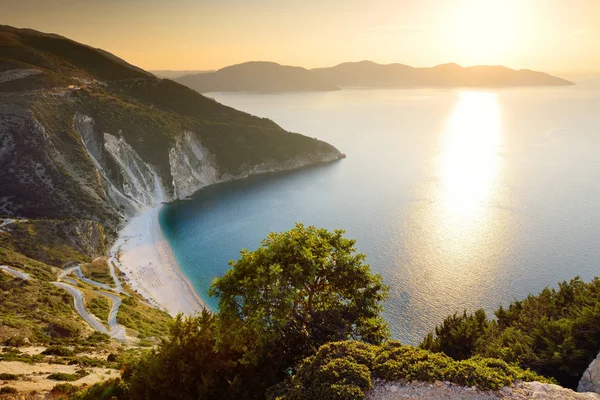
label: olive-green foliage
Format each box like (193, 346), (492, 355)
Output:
(116, 294), (171, 338)
(87, 295), (111, 323)
(48, 371), (87, 382)
(275, 341), (550, 400)
(126, 311), (246, 400)
(421, 277), (600, 389)
(81, 260), (114, 287)
(74, 378), (128, 400)
(0, 373), (19, 380)
(211, 224), (389, 385)
(51, 383), (80, 397)
(126, 226), (390, 400)
(0, 274), (85, 344)
(421, 309), (488, 360)
(42, 345), (75, 356)
(0, 219), (102, 268)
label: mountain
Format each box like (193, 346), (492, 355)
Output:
(175, 61), (340, 93)
(311, 60), (574, 87)
(150, 70), (214, 79)
(0, 26), (340, 225)
(174, 60), (572, 93)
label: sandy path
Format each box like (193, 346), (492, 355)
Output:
(0, 361), (119, 392)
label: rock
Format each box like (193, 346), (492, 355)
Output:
(579, 352), (600, 394)
(365, 381), (600, 400)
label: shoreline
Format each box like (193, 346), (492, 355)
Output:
(109, 204), (205, 316)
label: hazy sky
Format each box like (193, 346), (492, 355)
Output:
(3, 0), (599, 73)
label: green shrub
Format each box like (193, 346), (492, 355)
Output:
(74, 378), (128, 400)
(421, 277), (600, 389)
(274, 341), (551, 399)
(0, 386), (18, 394)
(42, 345), (75, 356)
(51, 383), (79, 396)
(0, 372), (19, 380)
(47, 371), (87, 381)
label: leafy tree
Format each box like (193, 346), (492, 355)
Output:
(421, 277), (600, 389)
(125, 310), (244, 400)
(210, 223), (390, 390)
(421, 309), (488, 360)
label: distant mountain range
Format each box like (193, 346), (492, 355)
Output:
(176, 61), (339, 93)
(175, 60), (574, 93)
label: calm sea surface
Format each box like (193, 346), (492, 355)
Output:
(160, 85), (600, 344)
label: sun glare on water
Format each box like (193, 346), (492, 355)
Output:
(439, 91), (501, 217)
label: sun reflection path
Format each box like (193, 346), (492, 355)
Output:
(390, 91), (508, 342)
(439, 91), (501, 218)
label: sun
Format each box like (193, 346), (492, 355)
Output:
(445, 0), (529, 65)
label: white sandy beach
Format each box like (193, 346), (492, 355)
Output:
(109, 205), (205, 316)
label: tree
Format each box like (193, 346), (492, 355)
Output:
(420, 309), (488, 360)
(210, 223), (390, 384)
(125, 310), (248, 400)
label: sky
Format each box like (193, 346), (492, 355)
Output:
(2, 0), (600, 74)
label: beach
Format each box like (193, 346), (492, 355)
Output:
(109, 204), (205, 316)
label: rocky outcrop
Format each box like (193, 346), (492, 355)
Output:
(169, 131), (220, 199)
(77, 118), (340, 210)
(367, 381), (600, 400)
(579, 353), (600, 394)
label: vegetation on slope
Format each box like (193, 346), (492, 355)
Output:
(0, 272), (86, 344)
(124, 224), (389, 400)
(80, 259), (114, 287)
(273, 341), (549, 400)
(117, 293), (171, 339)
(85, 292), (111, 324)
(420, 277), (600, 389)
(0, 219), (104, 268)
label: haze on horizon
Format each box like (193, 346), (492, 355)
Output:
(2, 0), (600, 74)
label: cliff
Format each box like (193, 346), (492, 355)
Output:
(0, 26), (341, 233)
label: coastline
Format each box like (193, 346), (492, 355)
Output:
(109, 204), (205, 316)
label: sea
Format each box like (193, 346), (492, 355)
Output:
(160, 81), (600, 345)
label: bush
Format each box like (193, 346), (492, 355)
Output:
(51, 383), (79, 396)
(75, 378), (128, 400)
(273, 341), (551, 399)
(0, 373), (19, 380)
(47, 370), (87, 381)
(0, 386), (18, 394)
(421, 277), (600, 389)
(42, 345), (75, 356)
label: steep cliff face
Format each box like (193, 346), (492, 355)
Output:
(169, 131), (220, 199)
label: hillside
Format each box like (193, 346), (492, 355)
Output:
(175, 61), (340, 93)
(0, 25), (340, 346)
(150, 70), (214, 79)
(0, 26), (340, 224)
(311, 60), (574, 87)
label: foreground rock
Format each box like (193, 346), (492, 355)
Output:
(579, 352), (600, 394)
(367, 381), (600, 400)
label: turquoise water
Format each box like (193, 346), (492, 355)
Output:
(160, 86), (600, 345)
